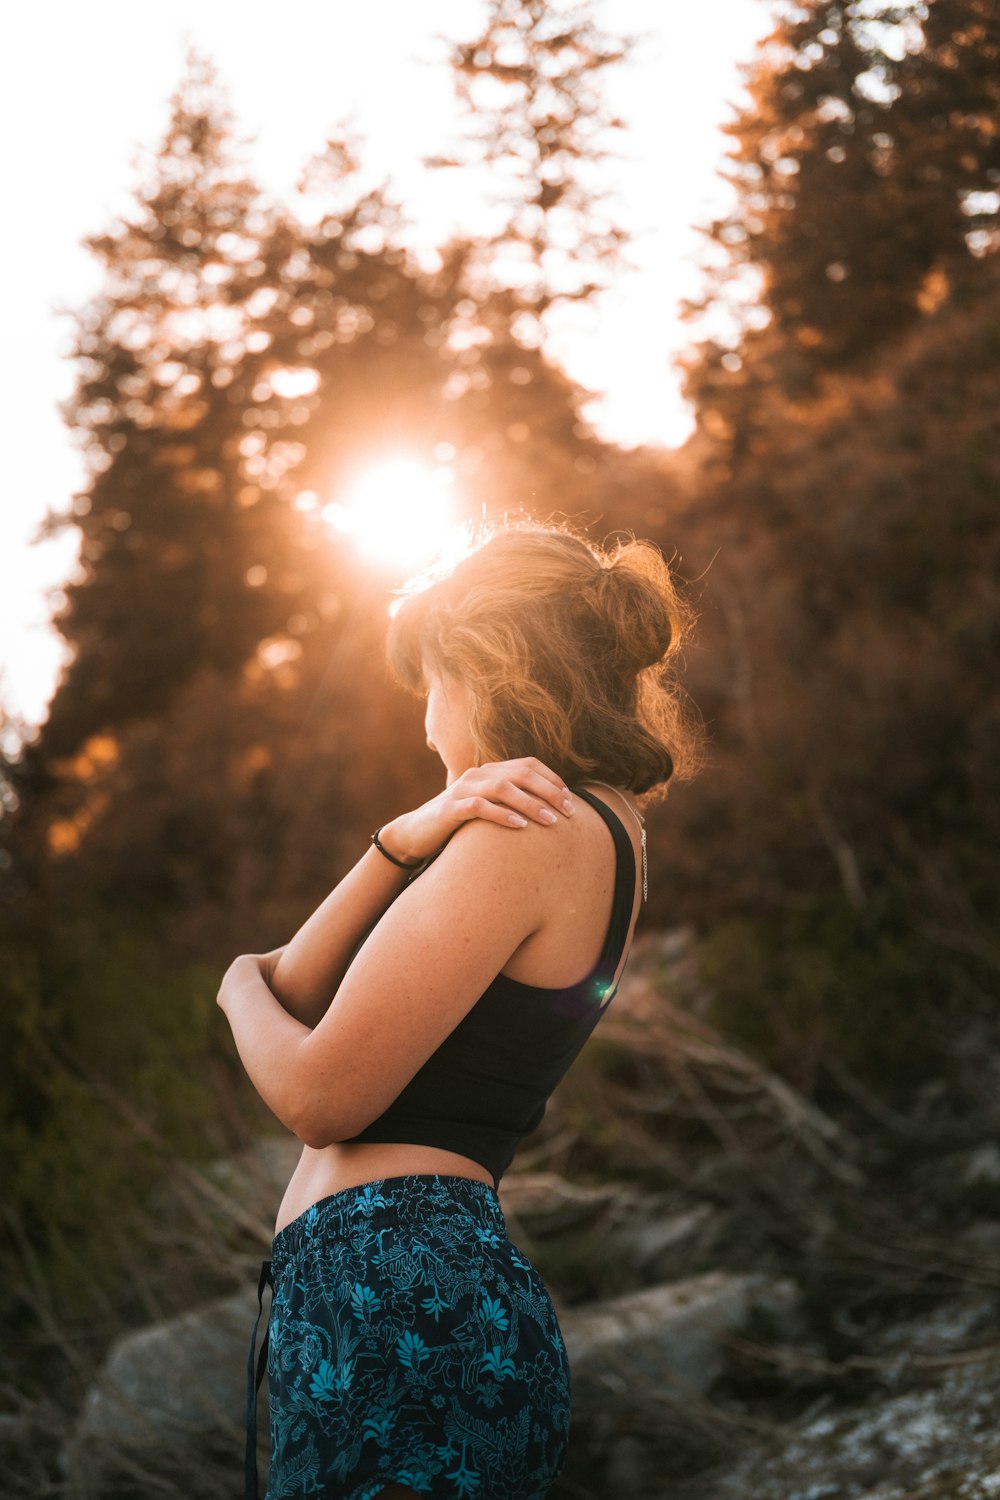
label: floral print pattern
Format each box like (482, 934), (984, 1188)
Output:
(250, 1174), (571, 1499)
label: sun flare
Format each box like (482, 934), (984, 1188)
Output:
(321, 457), (464, 575)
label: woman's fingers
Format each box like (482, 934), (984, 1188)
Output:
(457, 793), (526, 827)
(493, 775), (569, 823)
(384, 760), (574, 859)
(456, 793), (534, 829)
(508, 757), (573, 805)
(461, 761), (576, 825)
(505, 762), (575, 814)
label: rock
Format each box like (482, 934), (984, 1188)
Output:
(866, 1292), (999, 1362)
(499, 1169), (631, 1237)
(962, 1141), (1000, 1189)
(911, 1138), (1000, 1213)
(62, 1289), (265, 1499)
(640, 1203), (717, 1252)
(689, 1348), (1000, 1500)
(502, 1174), (768, 1289)
(605, 1199), (759, 1281)
(560, 1269), (802, 1401)
(552, 1271), (799, 1497)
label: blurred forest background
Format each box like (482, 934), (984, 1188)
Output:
(1, 0), (998, 1469)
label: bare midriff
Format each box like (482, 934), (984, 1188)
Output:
(274, 1141), (495, 1237)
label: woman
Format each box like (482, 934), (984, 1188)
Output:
(218, 519), (703, 1500)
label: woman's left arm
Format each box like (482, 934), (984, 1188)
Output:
(217, 953), (312, 1136)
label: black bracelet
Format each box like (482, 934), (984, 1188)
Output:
(371, 827), (424, 869)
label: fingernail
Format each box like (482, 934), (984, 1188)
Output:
(540, 809), (558, 824)
(510, 814), (528, 826)
(562, 798), (574, 814)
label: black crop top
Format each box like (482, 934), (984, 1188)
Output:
(340, 785), (639, 1188)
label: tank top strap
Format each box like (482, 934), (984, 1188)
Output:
(569, 784), (638, 984)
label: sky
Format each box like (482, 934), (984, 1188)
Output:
(0, 0), (775, 736)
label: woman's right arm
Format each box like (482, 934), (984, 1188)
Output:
(265, 836), (424, 1029)
(265, 760), (576, 1029)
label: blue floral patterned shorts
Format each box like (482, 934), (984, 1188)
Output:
(246, 1173), (572, 1500)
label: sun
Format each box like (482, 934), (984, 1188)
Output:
(321, 456), (465, 575)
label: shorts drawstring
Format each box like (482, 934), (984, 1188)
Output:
(245, 1258), (273, 1500)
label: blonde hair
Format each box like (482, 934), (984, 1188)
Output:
(387, 517), (708, 802)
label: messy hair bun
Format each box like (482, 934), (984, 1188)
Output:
(578, 544), (679, 677)
(387, 517), (708, 802)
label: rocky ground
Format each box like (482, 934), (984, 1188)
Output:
(5, 929), (1000, 1498)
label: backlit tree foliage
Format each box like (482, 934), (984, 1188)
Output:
(427, 0), (637, 328)
(678, 0), (1000, 454)
(14, 38), (646, 919)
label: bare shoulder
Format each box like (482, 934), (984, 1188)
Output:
(438, 799), (615, 906)
(407, 807), (596, 915)
(428, 811), (574, 883)
(446, 802), (601, 862)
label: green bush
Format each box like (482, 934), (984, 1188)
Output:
(0, 902), (243, 1395)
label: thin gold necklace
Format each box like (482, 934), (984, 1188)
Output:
(579, 780), (648, 903)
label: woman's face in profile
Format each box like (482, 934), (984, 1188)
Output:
(423, 664), (479, 786)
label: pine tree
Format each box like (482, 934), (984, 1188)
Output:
(32, 53), (293, 763)
(427, 0), (637, 334)
(678, 0), (1000, 453)
(890, 0), (1000, 266)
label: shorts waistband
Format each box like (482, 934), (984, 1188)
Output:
(271, 1172), (507, 1271)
